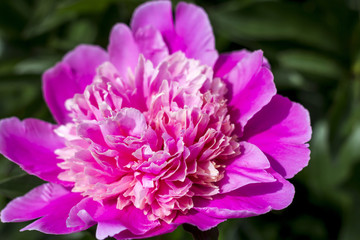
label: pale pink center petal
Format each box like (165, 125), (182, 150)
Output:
(56, 52), (239, 223)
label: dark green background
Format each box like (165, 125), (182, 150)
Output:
(0, 0), (360, 239)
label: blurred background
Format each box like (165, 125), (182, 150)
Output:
(0, 0), (360, 239)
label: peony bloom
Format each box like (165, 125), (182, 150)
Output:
(0, 1), (311, 239)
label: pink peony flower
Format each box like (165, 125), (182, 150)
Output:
(0, 1), (311, 239)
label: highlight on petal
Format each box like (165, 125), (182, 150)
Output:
(243, 94), (312, 178)
(43, 45), (108, 124)
(0, 117), (68, 185)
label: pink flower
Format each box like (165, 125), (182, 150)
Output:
(0, 1), (311, 239)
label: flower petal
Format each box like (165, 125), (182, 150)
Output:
(214, 50), (270, 79)
(0, 118), (68, 185)
(20, 196), (86, 234)
(195, 170), (294, 219)
(1, 183), (87, 234)
(1, 183), (69, 222)
(173, 2), (218, 67)
(130, 0), (174, 44)
(113, 222), (177, 240)
(173, 209), (225, 231)
(43, 45), (108, 124)
(243, 94), (311, 178)
(63, 45), (108, 90)
(96, 221), (127, 240)
(97, 204), (160, 236)
(108, 23), (140, 79)
(218, 142), (276, 193)
(134, 25), (169, 66)
(219, 50), (276, 132)
(67, 198), (160, 238)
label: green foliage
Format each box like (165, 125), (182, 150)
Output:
(0, 0), (360, 239)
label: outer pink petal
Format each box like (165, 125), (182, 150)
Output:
(96, 204), (160, 236)
(1, 183), (68, 222)
(218, 142), (276, 193)
(1, 183), (88, 234)
(194, 170), (294, 219)
(134, 25), (169, 66)
(108, 23), (140, 79)
(43, 45), (108, 124)
(214, 50), (270, 79)
(67, 198), (160, 239)
(243, 94), (312, 178)
(173, 2), (218, 67)
(62, 45), (108, 90)
(218, 50), (276, 132)
(173, 210), (225, 231)
(0, 118), (68, 185)
(21, 197), (87, 234)
(130, 0), (174, 45)
(113, 222), (178, 240)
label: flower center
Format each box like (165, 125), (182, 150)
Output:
(55, 52), (239, 222)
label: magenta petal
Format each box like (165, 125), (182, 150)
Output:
(1, 183), (69, 222)
(222, 50), (276, 131)
(218, 142), (276, 193)
(173, 2), (218, 67)
(195, 170), (294, 219)
(130, 1), (174, 44)
(67, 198), (160, 237)
(96, 221), (127, 240)
(173, 210), (225, 231)
(20, 194), (86, 234)
(1, 183), (87, 234)
(214, 50), (270, 79)
(113, 222), (178, 240)
(96, 204), (159, 236)
(0, 118), (68, 185)
(66, 198), (96, 229)
(43, 45), (108, 124)
(63, 45), (108, 90)
(134, 26), (169, 66)
(244, 94), (312, 178)
(108, 23), (140, 79)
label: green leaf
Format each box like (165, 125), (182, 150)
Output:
(58, 0), (123, 15)
(209, 2), (340, 52)
(334, 124), (360, 184)
(14, 56), (60, 74)
(339, 163), (360, 240)
(301, 122), (334, 195)
(23, 0), (76, 38)
(277, 50), (343, 79)
(273, 68), (311, 90)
